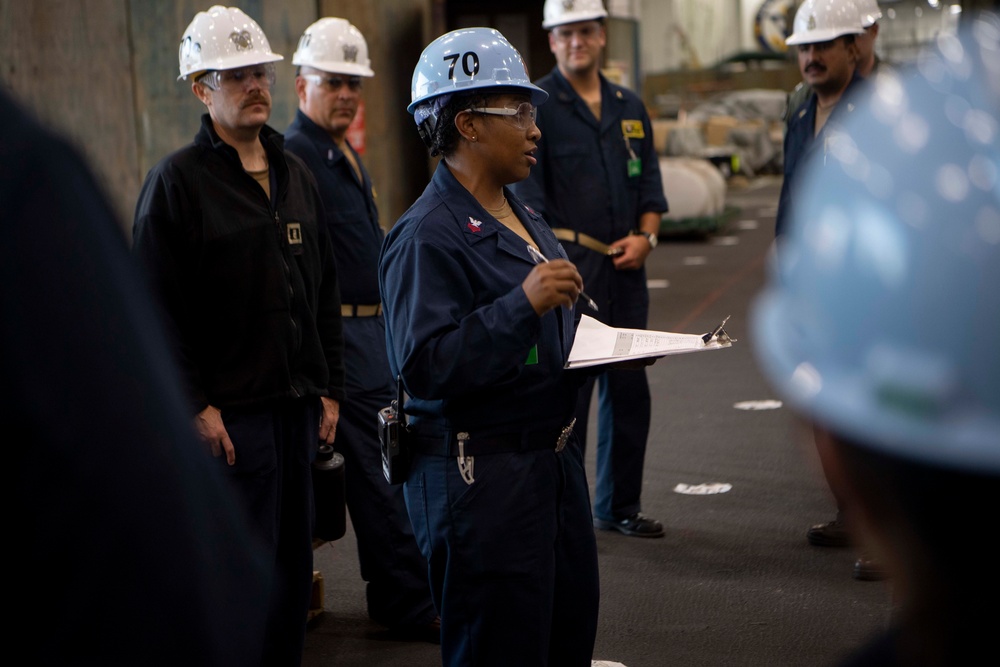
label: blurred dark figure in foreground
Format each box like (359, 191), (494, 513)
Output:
(1, 89), (268, 665)
(753, 13), (1000, 665)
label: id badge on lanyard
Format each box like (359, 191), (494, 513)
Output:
(622, 119), (644, 177)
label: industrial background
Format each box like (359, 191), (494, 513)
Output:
(1, 0), (989, 231)
(4, 1), (996, 664)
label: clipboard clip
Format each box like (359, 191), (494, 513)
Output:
(702, 315), (736, 345)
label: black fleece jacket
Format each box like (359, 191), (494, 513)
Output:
(133, 114), (345, 413)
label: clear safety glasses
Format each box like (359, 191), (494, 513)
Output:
(551, 23), (602, 43)
(302, 74), (363, 93)
(469, 102), (537, 130)
(198, 63), (276, 91)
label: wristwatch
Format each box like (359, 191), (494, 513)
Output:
(644, 232), (658, 249)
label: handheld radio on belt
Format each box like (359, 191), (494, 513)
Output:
(379, 376), (411, 484)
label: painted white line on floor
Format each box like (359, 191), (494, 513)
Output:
(683, 256), (707, 266)
(592, 662), (628, 667)
(736, 219), (758, 231)
(711, 236), (739, 246)
(674, 483), (733, 495)
(733, 400), (783, 410)
(647, 279), (670, 289)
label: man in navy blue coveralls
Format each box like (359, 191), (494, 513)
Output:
(776, 0), (882, 582)
(513, 0), (669, 538)
(777, 1), (865, 239)
(284, 17), (437, 638)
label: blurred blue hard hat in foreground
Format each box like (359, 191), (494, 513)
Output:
(752, 13), (1000, 473)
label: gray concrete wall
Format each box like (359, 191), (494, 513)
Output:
(1, 0), (430, 232)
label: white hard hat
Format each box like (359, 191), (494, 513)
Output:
(855, 0), (883, 28)
(785, 0), (864, 46)
(542, 0), (608, 30)
(408, 27), (547, 114)
(178, 5), (283, 81)
(292, 17), (374, 78)
(752, 17), (1000, 473)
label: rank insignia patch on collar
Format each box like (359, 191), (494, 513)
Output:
(467, 217), (483, 233)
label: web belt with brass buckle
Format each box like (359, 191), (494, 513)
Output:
(551, 228), (618, 256)
(341, 303), (382, 317)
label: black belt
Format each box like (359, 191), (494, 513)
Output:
(413, 421), (576, 457)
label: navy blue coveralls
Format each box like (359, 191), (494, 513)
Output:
(512, 67), (668, 523)
(285, 110), (436, 629)
(379, 162), (600, 667)
(777, 73), (865, 238)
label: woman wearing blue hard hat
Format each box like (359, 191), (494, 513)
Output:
(753, 12), (1000, 665)
(378, 27), (599, 666)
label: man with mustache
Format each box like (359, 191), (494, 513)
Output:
(776, 0), (864, 238)
(284, 18), (438, 641)
(775, 0), (887, 583)
(133, 6), (345, 664)
(784, 0), (885, 132)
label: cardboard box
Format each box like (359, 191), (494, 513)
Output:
(652, 119), (703, 155)
(703, 116), (740, 146)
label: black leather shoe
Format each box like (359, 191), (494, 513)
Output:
(594, 513), (665, 538)
(853, 556), (888, 582)
(806, 519), (851, 547)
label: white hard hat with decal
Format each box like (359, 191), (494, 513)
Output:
(542, 0), (608, 30)
(785, 0), (864, 46)
(293, 17), (374, 78)
(178, 5), (283, 81)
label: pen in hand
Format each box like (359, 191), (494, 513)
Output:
(526, 244), (599, 311)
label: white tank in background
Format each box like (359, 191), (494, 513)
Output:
(658, 157), (727, 222)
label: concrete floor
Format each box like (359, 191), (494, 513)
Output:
(302, 177), (894, 667)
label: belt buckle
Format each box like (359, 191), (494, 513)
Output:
(555, 418), (576, 452)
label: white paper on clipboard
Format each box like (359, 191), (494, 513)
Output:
(565, 315), (733, 369)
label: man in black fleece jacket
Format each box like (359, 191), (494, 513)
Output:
(132, 7), (345, 665)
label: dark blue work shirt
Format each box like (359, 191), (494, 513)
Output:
(513, 67), (666, 244)
(511, 67), (667, 318)
(777, 73), (865, 238)
(379, 162), (581, 436)
(285, 109), (382, 305)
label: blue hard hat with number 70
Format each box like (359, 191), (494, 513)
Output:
(408, 27), (547, 114)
